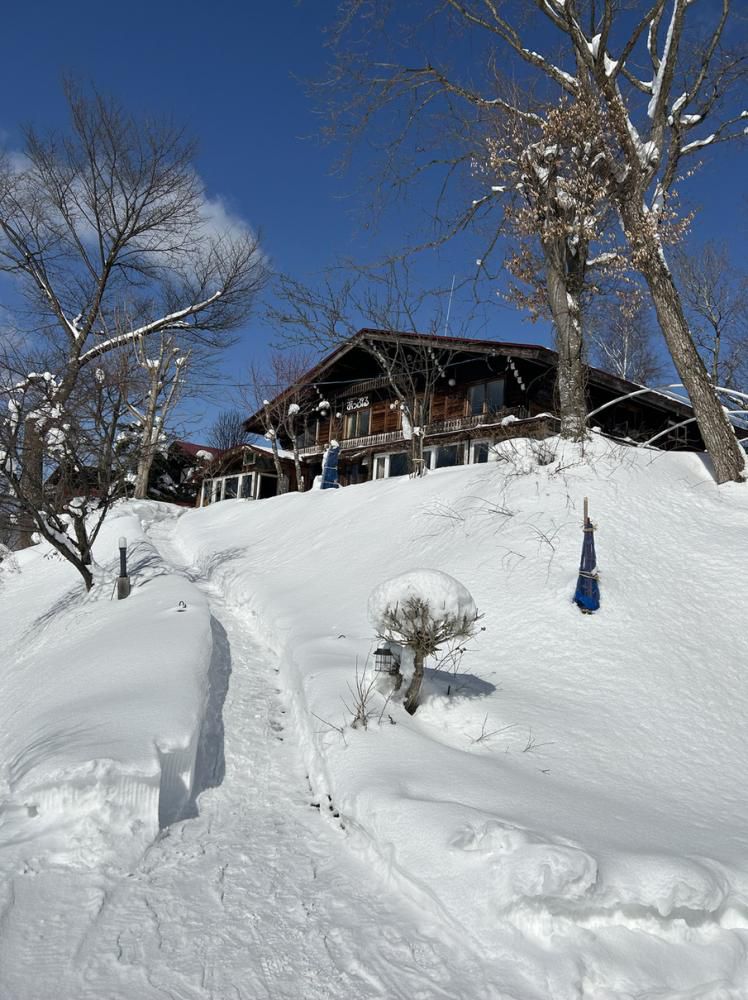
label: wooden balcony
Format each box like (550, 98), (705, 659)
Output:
(297, 408), (530, 457)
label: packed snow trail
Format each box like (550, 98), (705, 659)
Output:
(0, 506), (514, 1000)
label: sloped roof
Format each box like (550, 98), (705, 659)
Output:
(243, 327), (692, 431)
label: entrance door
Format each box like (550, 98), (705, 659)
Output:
(257, 474), (277, 499)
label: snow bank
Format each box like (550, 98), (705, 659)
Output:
(0, 502), (213, 870)
(172, 435), (748, 997)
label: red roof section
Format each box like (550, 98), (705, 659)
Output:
(171, 441), (227, 460)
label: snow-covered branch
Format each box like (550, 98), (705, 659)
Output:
(78, 292), (222, 365)
(444, 0), (579, 94)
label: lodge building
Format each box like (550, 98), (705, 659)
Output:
(195, 328), (713, 502)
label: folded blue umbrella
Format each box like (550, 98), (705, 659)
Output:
(574, 499), (600, 613)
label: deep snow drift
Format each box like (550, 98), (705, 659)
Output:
(2, 434), (748, 998)
(0, 504), (212, 869)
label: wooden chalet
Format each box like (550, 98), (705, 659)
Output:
(237, 329), (702, 491)
(194, 442), (296, 506)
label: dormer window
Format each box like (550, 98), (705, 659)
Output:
(468, 377), (505, 416)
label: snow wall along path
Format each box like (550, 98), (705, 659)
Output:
(0, 502), (214, 869)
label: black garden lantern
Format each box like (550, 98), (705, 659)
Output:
(374, 646), (397, 674)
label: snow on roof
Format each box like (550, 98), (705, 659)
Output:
(171, 440), (227, 460)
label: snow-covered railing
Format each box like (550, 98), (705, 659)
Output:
(298, 408), (539, 457)
(427, 408), (528, 435)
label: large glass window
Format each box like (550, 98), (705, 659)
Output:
(469, 378), (505, 416)
(224, 476), (239, 499)
(240, 474), (254, 498)
(344, 407), (371, 438)
(471, 441), (490, 464)
(388, 452), (409, 477)
(374, 451), (410, 478)
(434, 444), (460, 468)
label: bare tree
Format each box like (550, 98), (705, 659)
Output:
(247, 361), (291, 493)
(0, 358), (133, 589)
(210, 409), (249, 452)
(587, 291), (664, 385)
(561, 0), (747, 481)
(270, 263), (456, 475)
(324, 0), (747, 482)
(481, 93), (624, 438)
(0, 86), (267, 585)
(245, 350), (317, 491)
(674, 243), (748, 390)
(128, 335), (191, 499)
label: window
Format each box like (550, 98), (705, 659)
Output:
(434, 444), (460, 468)
(471, 441), (490, 464)
(373, 451), (409, 478)
(344, 407), (370, 438)
(469, 378), (505, 416)
(240, 474), (254, 498)
(388, 452), (409, 477)
(297, 421), (318, 449)
(224, 476), (239, 499)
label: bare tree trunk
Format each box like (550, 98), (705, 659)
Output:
(72, 517), (93, 568)
(546, 252), (587, 440)
(285, 411), (305, 491)
(133, 368), (160, 499)
(403, 648), (425, 716)
(18, 418), (44, 548)
(269, 438), (288, 494)
(133, 419), (159, 499)
(621, 208), (744, 483)
(261, 404), (288, 495)
(292, 447), (304, 492)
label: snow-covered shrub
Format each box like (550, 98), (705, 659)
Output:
(491, 436), (566, 476)
(368, 569), (481, 714)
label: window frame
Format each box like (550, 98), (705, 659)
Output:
(467, 377), (506, 417)
(344, 406), (371, 439)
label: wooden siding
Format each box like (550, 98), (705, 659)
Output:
(370, 400), (401, 436)
(430, 390), (467, 422)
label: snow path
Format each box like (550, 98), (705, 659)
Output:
(0, 508), (511, 1000)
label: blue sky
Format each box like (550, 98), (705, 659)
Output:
(1, 1), (745, 432)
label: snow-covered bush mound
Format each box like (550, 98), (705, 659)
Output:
(172, 435), (748, 998)
(368, 568), (477, 637)
(0, 502), (213, 870)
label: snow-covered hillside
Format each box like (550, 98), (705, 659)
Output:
(1, 435), (747, 999)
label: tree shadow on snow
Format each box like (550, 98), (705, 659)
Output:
(422, 667), (497, 701)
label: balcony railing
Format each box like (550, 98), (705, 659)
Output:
(343, 375), (392, 395)
(297, 407), (531, 457)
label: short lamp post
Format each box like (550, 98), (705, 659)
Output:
(117, 536), (131, 600)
